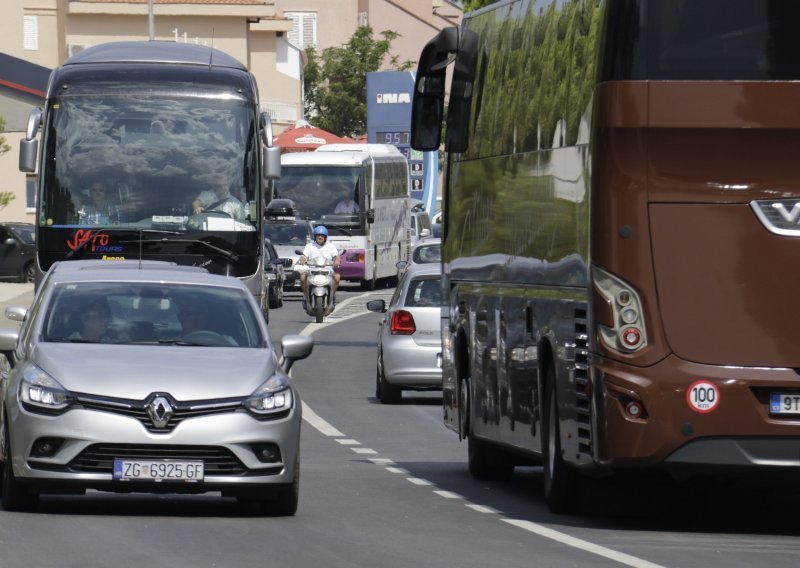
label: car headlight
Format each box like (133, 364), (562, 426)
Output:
(19, 365), (73, 413)
(243, 374), (293, 416)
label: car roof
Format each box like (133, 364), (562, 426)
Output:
(46, 260), (240, 289)
(403, 262), (442, 279)
(413, 238), (441, 249)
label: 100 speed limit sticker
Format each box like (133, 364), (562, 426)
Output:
(686, 380), (720, 413)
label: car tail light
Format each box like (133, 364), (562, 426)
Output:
(346, 252), (364, 263)
(593, 267), (648, 353)
(390, 310), (416, 335)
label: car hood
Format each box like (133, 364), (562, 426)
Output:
(31, 343), (279, 400)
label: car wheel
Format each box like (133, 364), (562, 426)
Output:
(542, 366), (581, 514)
(21, 262), (36, 284)
(376, 354), (401, 404)
(268, 288), (280, 309)
(263, 453), (299, 517)
(1, 424), (39, 511)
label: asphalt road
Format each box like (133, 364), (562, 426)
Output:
(1, 281), (800, 568)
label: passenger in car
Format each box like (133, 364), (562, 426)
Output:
(69, 297), (130, 343)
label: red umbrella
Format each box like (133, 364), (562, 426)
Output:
(274, 122), (356, 153)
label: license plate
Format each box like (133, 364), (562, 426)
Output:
(113, 459), (204, 482)
(770, 393), (800, 415)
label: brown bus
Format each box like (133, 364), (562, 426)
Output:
(411, 0), (800, 513)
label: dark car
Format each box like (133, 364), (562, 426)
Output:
(264, 238), (286, 308)
(0, 223), (35, 283)
(263, 219), (314, 289)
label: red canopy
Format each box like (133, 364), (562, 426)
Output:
(274, 123), (356, 153)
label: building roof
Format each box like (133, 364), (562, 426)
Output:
(0, 52), (50, 99)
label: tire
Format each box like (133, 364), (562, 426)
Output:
(458, 377), (470, 438)
(467, 413), (515, 481)
(376, 354), (401, 404)
(277, 285), (284, 308)
(265, 453), (300, 516)
(1, 424), (39, 511)
(542, 367), (581, 514)
(21, 262), (35, 284)
(314, 301), (324, 323)
(360, 277), (376, 291)
(268, 288), (280, 310)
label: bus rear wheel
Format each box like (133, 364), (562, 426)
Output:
(542, 366), (581, 514)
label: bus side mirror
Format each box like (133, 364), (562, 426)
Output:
(19, 107), (42, 173)
(263, 146), (281, 180)
(366, 209), (375, 224)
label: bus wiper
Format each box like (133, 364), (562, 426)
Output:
(325, 225), (353, 236)
(121, 236), (239, 262)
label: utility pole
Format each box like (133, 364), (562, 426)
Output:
(148, 0), (155, 40)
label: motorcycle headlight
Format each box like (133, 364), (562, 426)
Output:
(310, 274), (328, 286)
(19, 365), (74, 413)
(243, 374), (293, 416)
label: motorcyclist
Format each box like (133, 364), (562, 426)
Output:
(298, 225), (341, 309)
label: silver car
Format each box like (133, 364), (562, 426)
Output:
(0, 260), (312, 515)
(367, 263), (443, 404)
(396, 237), (441, 278)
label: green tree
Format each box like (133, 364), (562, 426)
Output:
(303, 26), (414, 138)
(464, 0), (499, 11)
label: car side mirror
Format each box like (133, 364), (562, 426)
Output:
(420, 228), (431, 238)
(366, 299), (386, 313)
(4, 238), (16, 246)
(278, 334), (314, 373)
(396, 260), (408, 271)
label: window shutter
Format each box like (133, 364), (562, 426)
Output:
(23, 15), (38, 51)
(302, 13), (316, 48)
(286, 12), (316, 49)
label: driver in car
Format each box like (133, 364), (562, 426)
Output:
(192, 176), (246, 221)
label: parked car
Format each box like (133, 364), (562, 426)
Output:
(396, 238), (441, 277)
(264, 238), (286, 309)
(264, 219), (314, 289)
(0, 260), (313, 515)
(0, 223), (35, 283)
(367, 263), (443, 404)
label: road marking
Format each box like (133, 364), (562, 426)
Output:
(433, 490), (463, 499)
(298, 299), (667, 568)
(301, 401), (345, 437)
(502, 520), (667, 568)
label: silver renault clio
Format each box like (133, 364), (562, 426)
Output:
(0, 260), (312, 515)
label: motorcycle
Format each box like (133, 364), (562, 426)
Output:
(294, 250), (341, 323)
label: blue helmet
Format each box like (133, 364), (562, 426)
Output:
(313, 226), (329, 238)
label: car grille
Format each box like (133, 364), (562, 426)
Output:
(73, 392), (244, 434)
(68, 444), (246, 475)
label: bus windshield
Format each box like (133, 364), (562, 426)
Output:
(274, 166), (361, 227)
(40, 93), (258, 233)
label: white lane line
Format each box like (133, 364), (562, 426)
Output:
(502, 520), (667, 568)
(301, 401), (345, 437)
(335, 439), (361, 446)
(433, 490), (463, 499)
(466, 504), (501, 514)
(406, 477), (434, 486)
(299, 302), (665, 568)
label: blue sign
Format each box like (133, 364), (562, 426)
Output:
(367, 71), (438, 217)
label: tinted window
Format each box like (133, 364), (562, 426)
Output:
(404, 277), (442, 307)
(43, 282), (264, 347)
(604, 0), (800, 80)
(11, 226), (35, 244)
(264, 222), (311, 245)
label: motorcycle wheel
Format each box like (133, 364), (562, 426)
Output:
(314, 301), (324, 323)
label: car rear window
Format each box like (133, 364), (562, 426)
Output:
(404, 277), (441, 307)
(412, 243), (441, 264)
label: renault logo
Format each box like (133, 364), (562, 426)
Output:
(146, 395), (174, 429)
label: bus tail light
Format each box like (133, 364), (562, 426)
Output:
(593, 267), (648, 353)
(390, 310), (416, 335)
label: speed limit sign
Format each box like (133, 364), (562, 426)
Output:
(686, 380), (720, 414)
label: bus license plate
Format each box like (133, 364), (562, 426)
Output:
(770, 393), (800, 415)
(113, 459), (204, 482)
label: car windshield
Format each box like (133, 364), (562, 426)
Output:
(412, 243), (441, 264)
(264, 222), (311, 245)
(42, 282), (264, 347)
(404, 276), (442, 307)
(11, 226), (35, 244)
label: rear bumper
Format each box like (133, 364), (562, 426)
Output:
(338, 250), (366, 281)
(593, 354), (800, 471)
(383, 339), (442, 388)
